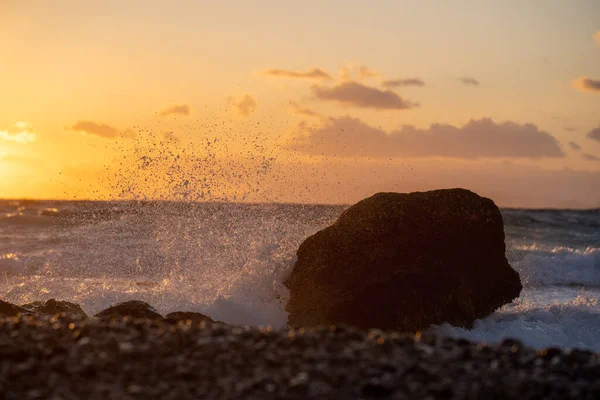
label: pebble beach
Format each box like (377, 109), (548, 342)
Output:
(1, 315), (598, 400)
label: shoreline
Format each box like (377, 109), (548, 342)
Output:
(1, 315), (598, 399)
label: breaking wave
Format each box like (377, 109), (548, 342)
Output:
(432, 290), (600, 351)
(512, 245), (600, 288)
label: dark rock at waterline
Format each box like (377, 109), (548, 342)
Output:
(95, 300), (163, 320)
(284, 189), (522, 331)
(21, 299), (88, 319)
(0, 299), (29, 317)
(165, 311), (216, 325)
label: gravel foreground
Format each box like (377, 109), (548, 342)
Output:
(0, 316), (598, 400)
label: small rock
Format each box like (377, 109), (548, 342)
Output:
(94, 300), (163, 320)
(21, 299), (87, 319)
(0, 299), (29, 317)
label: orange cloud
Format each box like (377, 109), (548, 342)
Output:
(288, 116), (564, 159)
(458, 77), (480, 86)
(573, 77), (600, 93)
(582, 153), (600, 161)
(356, 65), (379, 79)
(67, 121), (134, 139)
(338, 67), (352, 82)
(288, 102), (320, 117)
(264, 68), (332, 80)
(569, 142), (581, 151)
(337, 65), (378, 82)
(0, 122), (37, 143)
(158, 104), (190, 116)
(381, 78), (426, 88)
(312, 81), (417, 110)
(588, 125), (600, 142)
(228, 95), (257, 117)
(594, 31), (600, 45)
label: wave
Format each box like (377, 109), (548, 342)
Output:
(0, 275), (290, 327)
(503, 208), (600, 229)
(431, 291), (600, 351)
(0, 254), (24, 275)
(513, 245), (600, 287)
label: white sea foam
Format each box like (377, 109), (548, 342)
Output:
(431, 289), (600, 351)
(514, 245), (600, 287)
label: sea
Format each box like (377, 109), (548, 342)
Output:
(1, 200), (599, 351)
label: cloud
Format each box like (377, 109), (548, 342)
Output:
(356, 65), (379, 79)
(381, 78), (426, 88)
(594, 31), (600, 45)
(458, 77), (480, 86)
(263, 68), (332, 81)
(228, 95), (257, 117)
(572, 77), (600, 93)
(67, 121), (133, 139)
(287, 116), (564, 159)
(158, 104), (190, 116)
(338, 67), (352, 82)
(288, 102), (320, 117)
(582, 153), (600, 161)
(588, 125), (600, 142)
(0, 122), (37, 143)
(564, 127), (576, 132)
(337, 65), (379, 82)
(569, 141), (581, 151)
(312, 81), (417, 110)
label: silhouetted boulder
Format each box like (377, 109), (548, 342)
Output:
(21, 299), (87, 319)
(165, 311), (216, 325)
(0, 299), (29, 317)
(95, 300), (163, 320)
(284, 189), (522, 331)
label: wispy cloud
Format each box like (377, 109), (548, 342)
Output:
(588, 125), (600, 142)
(458, 77), (480, 86)
(66, 121), (134, 139)
(338, 65), (379, 82)
(158, 104), (190, 116)
(356, 65), (379, 79)
(582, 153), (600, 161)
(381, 78), (426, 88)
(228, 94), (257, 117)
(569, 141), (581, 151)
(573, 77), (600, 93)
(312, 81), (417, 110)
(594, 31), (600, 45)
(288, 101), (320, 117)
(287, 116), (564, 159)
(263, 68), (332, 81)
(0, 122), (37, 143)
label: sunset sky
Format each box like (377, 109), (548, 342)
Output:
(1, 1), (600, 207)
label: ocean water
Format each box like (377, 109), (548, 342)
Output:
(0, 200), (599, 351)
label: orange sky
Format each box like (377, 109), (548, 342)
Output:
(1, 1), (599, 207)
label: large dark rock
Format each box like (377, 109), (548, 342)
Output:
(284, 189), (522, 331)
(95, 300), (163, 320)
(21, 299), (88, 319)
(0, 299), (29, 317)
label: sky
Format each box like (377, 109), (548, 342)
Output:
(1, 1), (599, 207)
